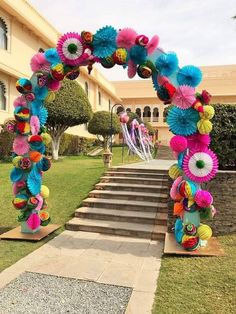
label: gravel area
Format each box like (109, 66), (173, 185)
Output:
(0, 272), (133, 314)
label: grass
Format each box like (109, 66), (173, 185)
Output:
(0, 147), (140, 272)
(153, 233), (236, 314)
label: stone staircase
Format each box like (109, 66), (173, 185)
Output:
(66, 166), (169, 240)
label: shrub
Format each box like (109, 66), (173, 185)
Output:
(211, 104), (236, 170)
(0, 126), (14, 161)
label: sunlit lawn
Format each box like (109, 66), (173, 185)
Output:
(0, 147), (140, 272)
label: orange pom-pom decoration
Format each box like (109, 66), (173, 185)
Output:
(29, 151), (42, 163)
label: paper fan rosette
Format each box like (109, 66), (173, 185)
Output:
(57, 32), (84, 66)
(92, 26), (117, 58)
(183, 149), (218, 183)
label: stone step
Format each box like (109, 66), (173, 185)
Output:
(66, 218), (167, 240)
(75, 207), (168, 225)
(100, 176), (169, 186)
(82, 198), (168, 213)
(89, 190), (168, 203)
(105, 171), (168, 179)
(110, 167), (168, 174)
(95, 182), (169, 193)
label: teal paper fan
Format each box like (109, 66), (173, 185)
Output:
(10, 168), (23, 183)
(27, 165), (42, 195)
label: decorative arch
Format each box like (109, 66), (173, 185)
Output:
(6, 26), (218, 252)
(0, 17), (8, 50)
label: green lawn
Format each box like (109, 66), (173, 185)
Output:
(153, 233), (236, 314)
(0, 147), (140, 272)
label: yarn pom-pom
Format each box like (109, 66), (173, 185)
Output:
(177, 65), (202, 87)
(116, 28), (137, 49)
(195, 190), (213, 208)
(155, 52), (178, 77)
(170, 135), (188, 153)
(172, 85), (196, 109)
(30, 52), (50, 73)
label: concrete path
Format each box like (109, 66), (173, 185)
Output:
(0, 230), (163, 313)
(119, 159), (175, 170)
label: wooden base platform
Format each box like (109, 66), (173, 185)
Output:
(164, 233), (225, 256)
(0, 224), (61, 241)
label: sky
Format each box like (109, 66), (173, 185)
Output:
(28, 0), (236, 81)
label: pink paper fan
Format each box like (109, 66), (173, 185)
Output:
(172, 85), (196, 110)
(128, 60), (137, 78)
(30, 52), (50, 72)
(170, 176), (183, 200)
(116, 28), (137, 49)
(13, 136), (30, 155)
(183, 149), (218, 183)
(47, 80), (61, 92)
(147, 35), (159, 55)
(27, 213), (41, 230)
(187, 133), (211, 151)
(13, 96), (27, 108)
(30, 116), (40, 135)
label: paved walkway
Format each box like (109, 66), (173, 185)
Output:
(120, 159), (175, 170)
(0, 230), (163, 313)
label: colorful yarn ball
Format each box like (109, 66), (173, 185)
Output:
(129, 45), (147, 65)
(13, 193), (28, 210)
(137, 65), (152, 79)
(14, 107), (30, 122)
(172, 85), (196, 109)
(135, 35), (149, 46)
(39, 210), (50, 221)
(101, 55), (115, 68)
(167, 107), (200, 136)
(157, 82), (176, 104)
(199, 105), (215, 120)
(41, 185), (50, 198)
(170, 135), (188, 153)
(155, 52), (178, 77)
(181, 235), (199, 251)
(116, 27), (137, 49)
(184, 223), (197, 236)
(177, 65), (202, 87)
(27, 196), (40, 210)
(187, 133), (211, 151)
(168, 164), (182, 180)
(57, 32), (84, 65)
(19, 157), (32, 171)
(50, 63), (65, 81)
(16, 78), (32, 94)
(113, 48), (128, 65)
(195, 190), (213, 208)
(29, 151), (42, 163)
(16, 121), (31, 135)
(197, 224), (212, 240)
(81, 31), (93, 44)
(93, 26), (117, 58)
(174, 218), (184, 244)
(183, 149), (218, 183)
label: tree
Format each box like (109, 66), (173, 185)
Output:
(88, 111), (121, 150)
(45, 79), (92, 160)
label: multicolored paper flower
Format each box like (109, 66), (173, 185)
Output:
(183, 149), (218, 183)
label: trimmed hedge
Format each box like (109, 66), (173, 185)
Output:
(211, 104), (236, 170)
(0, 127), (14, 161)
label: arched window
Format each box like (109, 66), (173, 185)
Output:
(163, 106), (171, 122)
(126, 108), (131, 113)
(0, 81), (6, 110)
(135, 108), (141, 118)
(153, 107), (159, 122)
(116, 106), (124, 114)
(143, 106), (151, 122)
(85, 81), (89, 97)
(0, 18), (7, 50)
(98, 91), (101, 105)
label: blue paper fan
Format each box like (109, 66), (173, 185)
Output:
(177, 65), (202, 87)
(27, 165), (42, 195)
(93, 26), (117, 58)
(31, 100), (43, 116)
(152, 73), (159, 91)
(10, 168), (23, 183)
(33, 86), (48, 100)
(155, 52), (179, 77)
(167, 107), (200, 136)
(38, 107), (48, 126)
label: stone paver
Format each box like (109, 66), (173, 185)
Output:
(0, 230), (163, 313)
(119, 159), (175, 170)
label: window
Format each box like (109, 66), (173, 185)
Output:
(143, 106), (151, 122)
(0, 18), (7, 50)
(98, 91), (101, 105)
(135, 108), (141, 118)
(153, 107), (159, 122)
(126, 108), (131, 113)
(85, 81), (89, 97)
(0, 81), (6, 110)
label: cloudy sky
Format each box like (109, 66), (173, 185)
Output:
(29, 0), (236, 80)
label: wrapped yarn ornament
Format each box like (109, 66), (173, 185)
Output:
(50, 63), (65, 81)
(187, 133), (210, 151)
(181, 235), (199, 251)
(155, 52), (178, 77)
(27, 213), (41, 230)
(199, 105), (215, 120)
(168, 164), (182, 179)
(93, 26), (117, 58)
(137, 64), (152, 78)
(101, 56), (115, 68)
(13, 193), (28, 210)
(39, 211), (51, 226)
(19, 157), (32, 171)
(57, 32), (84, 66)
(66, 69), (80, 80)
(81, 31), (93, 44)
(36, 72), (48, 87)
(169, 135), (187, 153)
(167, 107), (200, 136)
(14, 107), (30, 122)
(184, 223), (197, 236)
(16, 121), (31, 135)
(197, 224), (212, 240)
(113, 48), (128, 65)
(13, 180), (26, 195)
(172, 85), (196, 109)
(116, 27), (137, 49)
(27, 196), (40, 210)
(195, 190), (213, 208)
(13, 136), (30, 155)
(157, 82), (176, 104)
(25, 93), (35, 102)
(170, 176), (183, 200)
(177, 65), (202, 87)
(30, 52), (50, 72)
(135, 35), (149, 46)
(183, 149), (218, 183)
(129, 45), (147, 65)
(16, 78), (32, 94)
